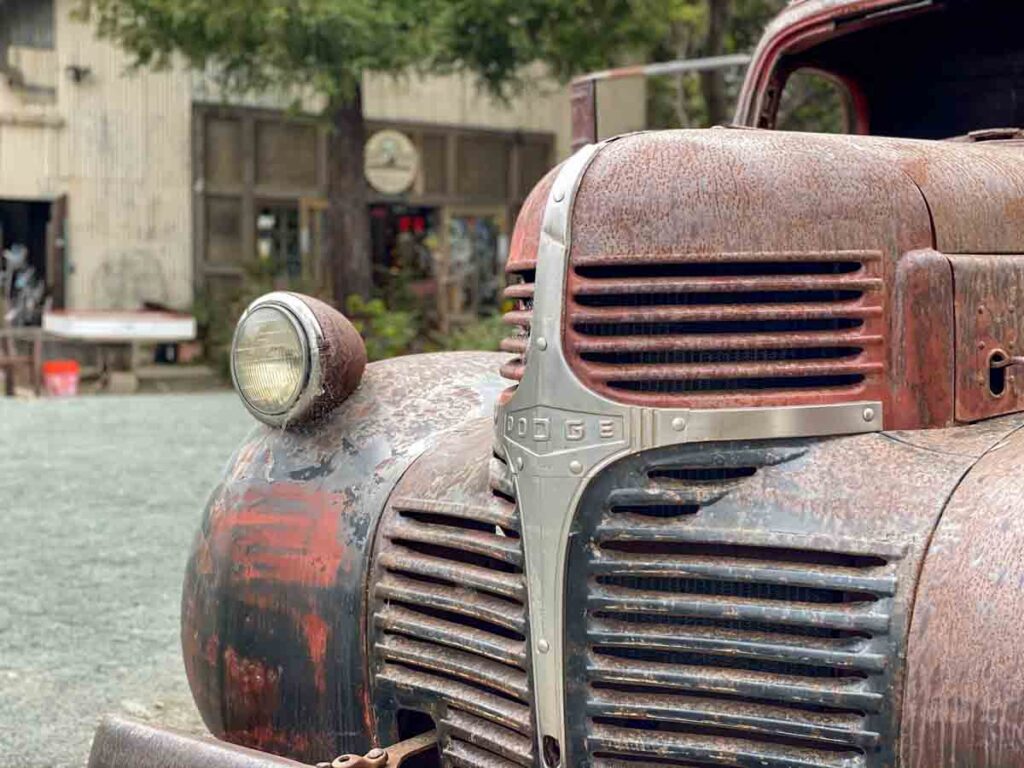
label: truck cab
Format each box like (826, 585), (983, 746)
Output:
(90, 3), (1024, 768)
(739, 0), (1024, 139)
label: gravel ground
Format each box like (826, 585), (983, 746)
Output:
(0, 393), (253, 767)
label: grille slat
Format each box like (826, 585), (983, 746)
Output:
(376, 603), (526, 669)
(388, 514), (524, 566)
(371, 441), (535, 767)
(443, 738), (525, 768)
(579, 358), (884, 381)
(589, 619), (885, 672)
(571, 249), (882, 268)
(588, 723), (865, 768)
(375, 572), (526, 634)
(566, 443), (899, 767)
(572, 274), (883, 295)
(392, 497), (520, 532)
(564, 250), (887, 406)
(588, 654), (884, 712)
(589, 551), (898, 596)
(499, 337), (528, 354)
(441, 711), (535, 766)
(589, 690), (880, 748)
(589, 585), (890, 634)
(377, 664), (532, 733)
(376, 635), (529, 699)
(571, 303), (882, 325)
(573, 332), (884, 353)
(501, 268), (535, 383)
(376, 549), (524, 601)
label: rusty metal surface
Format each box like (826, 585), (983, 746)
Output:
(887, 249), (954, 430)
(502, 167), (558, 383)
(831, 135), (1024, 256)
(368, 419), (536, 767)
(902, 424), (1024, 767)
(300, 294), (367, 421)
(949, 255), (1024, 422)
(563, 414), (1024, 766)
(181, 352), (509, 764)
(87, 717), (312, 768)
(326, 731), (437, 768)
(554, 128), (1024, 427)
(886, 412), (1024, 459)
(563, 129), (932, 419)
(570, 79), (598, 152)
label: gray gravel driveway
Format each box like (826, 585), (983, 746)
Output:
(0, 393), (253, 767)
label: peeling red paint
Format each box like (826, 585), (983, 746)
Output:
(208, 483), (345, 589)
(302, 613), (329, 695)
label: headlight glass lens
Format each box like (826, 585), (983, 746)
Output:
(233, 306), (307, 415)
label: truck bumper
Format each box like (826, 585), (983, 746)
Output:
(88, 718), (311, 768)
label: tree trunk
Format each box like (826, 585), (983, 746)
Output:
(325, 86), (373, 306)
(699, 0), (733, 126)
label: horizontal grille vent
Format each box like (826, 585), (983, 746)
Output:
(501, 269), (535, 382)
(566, 444), (900, 768)
(564, 250), (886, 407)
(371, 452), (534, 767)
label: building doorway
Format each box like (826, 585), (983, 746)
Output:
(0, 197), (65, 321)
(443, 206), (508, 326)
(369, 203), (442, 316)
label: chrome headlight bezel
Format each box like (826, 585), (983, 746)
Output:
(230, 292), (325, 427)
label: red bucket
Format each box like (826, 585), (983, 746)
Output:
(42, 360), (80, 397)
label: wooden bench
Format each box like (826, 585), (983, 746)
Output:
(0, 327), (43, 396)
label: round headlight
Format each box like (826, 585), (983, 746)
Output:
(231, 292), (367, 427)
(232, 304), (308, 416)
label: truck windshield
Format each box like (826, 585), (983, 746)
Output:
(774, 0), (1024, 139)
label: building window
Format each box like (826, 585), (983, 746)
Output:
(2, 0), (55, 50)
(205, 197), (243, 265)
(256, 203), (302, 280)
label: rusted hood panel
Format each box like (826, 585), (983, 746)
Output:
(903, 423), (1024, 766)
(832, 134), (1024, 254)
(572, 129), (933, 268)
(573, 128), (1024, 261)
(181, 352), (509, 763)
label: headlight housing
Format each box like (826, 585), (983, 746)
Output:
(231, 292), (366, 427)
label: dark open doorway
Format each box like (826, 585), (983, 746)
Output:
(0, 197), (66, 315)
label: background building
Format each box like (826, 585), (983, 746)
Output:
(0, 0), (646, 321)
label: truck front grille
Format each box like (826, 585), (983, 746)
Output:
(565, 442), (901, 768)
(563, 250), (886, 408)
(371, 449), (535, 767)
(501, 268), (535, 382)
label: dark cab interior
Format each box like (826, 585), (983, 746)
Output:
(774, 0), (1024, 139)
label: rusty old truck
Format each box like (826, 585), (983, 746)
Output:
(89, 1), (1024, 767)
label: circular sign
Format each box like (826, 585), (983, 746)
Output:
(364, 130), (419, 195)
